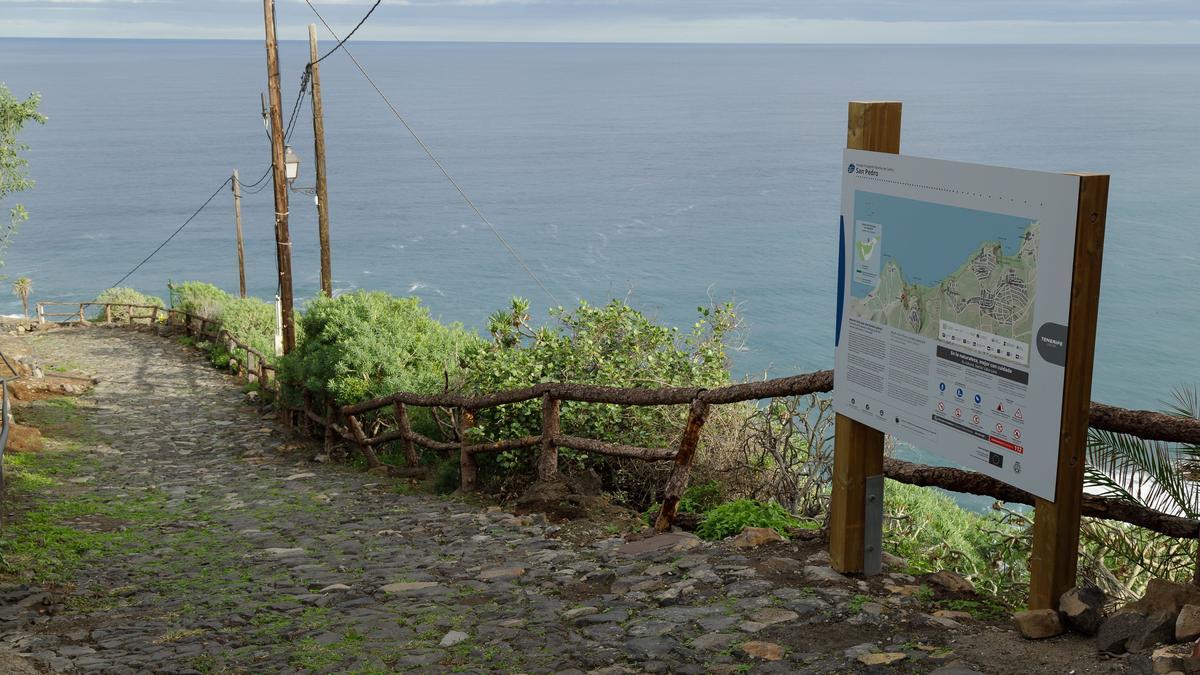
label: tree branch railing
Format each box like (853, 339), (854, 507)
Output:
(41, 302), (1200, 546)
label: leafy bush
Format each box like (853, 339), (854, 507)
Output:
(93, 287), (164, 322)
(465, 298), (736, 500)
(279, 291), (481, 424)
(169, 281), (231, 318)
(695, 499), (805, 541)
(219, 297), (276, 364)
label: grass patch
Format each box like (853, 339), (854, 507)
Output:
(0, 485), (168, 584)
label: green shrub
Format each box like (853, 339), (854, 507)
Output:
(464, 298), (736, 499)
(219, 296), (276, 365)
(280, 291), (481, 421)
(93, 287), (164, 322)
(696, 499), (806, 541)
(169, 281), (231, 318)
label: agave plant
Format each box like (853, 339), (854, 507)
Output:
(1085, 387), (1200, 518)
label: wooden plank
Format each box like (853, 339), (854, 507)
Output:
(829, 100), (901, 574)
(1029, 173), (1109, 610)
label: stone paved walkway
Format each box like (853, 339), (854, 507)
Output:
(0, 327), (1125, 674)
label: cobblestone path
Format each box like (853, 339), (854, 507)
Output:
(0, 327), (1121, 674)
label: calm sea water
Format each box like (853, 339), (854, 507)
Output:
(1, 40), (1198, 417)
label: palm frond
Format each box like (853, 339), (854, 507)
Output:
(1086, 428), (1200, 518)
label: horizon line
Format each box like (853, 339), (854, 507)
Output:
(2, 36), (1198, 46)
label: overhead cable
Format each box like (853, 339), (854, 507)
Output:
(305, 0), (561, 306)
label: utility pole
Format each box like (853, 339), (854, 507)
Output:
(262, 0), (296, 352)
(309, 24), (333, 297)
(231, 170), (247, 298)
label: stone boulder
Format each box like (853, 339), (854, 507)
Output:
(1060, 585), (1107, 636)
(1129, 610), (1178, 653)
(6, 424), (43, 453)
(731, 527), (784, 549)
(1096, 612), (1148, 654)
(928, 570), (974, 594)
(1177, 605), (1200, 642)
(1121, 579), (1200, 619)
(1013, 609), (1065, 639)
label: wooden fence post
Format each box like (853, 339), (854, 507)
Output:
(459, 408), (478, 491)
(1028, 173), (1109, 610)
(394, 402), (419, 467)
(324, 401), (336, 458)
(78, 304), (85, 323)
(37, 303), (44, 325)
(346, 414), (383, 469)
(655, 398), (711, 532)
(829, 100), (901, 575)
(538, 394), (560, 482)
(104, 305), (112, 323)
(126, 305), (133, 325)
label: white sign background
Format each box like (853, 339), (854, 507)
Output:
(833, 150), (1080, 501)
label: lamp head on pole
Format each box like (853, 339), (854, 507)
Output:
(284, 146), (301, 184)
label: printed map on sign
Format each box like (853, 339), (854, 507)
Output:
(848, 192), (1038, 365)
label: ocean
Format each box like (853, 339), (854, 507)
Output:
(2, 40), (1198, 418)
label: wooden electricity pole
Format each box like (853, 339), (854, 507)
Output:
(309, 24), (333, 297)
(231, 170), (247, 298)
(262, 0), (296, 352)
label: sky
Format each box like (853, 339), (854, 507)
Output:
(1, 0), (1198, 44)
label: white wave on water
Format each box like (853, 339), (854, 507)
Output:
(407, 282), (444, 296)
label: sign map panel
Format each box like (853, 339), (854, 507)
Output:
(834, 151), (1081, 501)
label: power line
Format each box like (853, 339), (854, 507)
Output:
(105, 177), (232, 291)
(305, 0), (561, 307)
(313, 0), (380, 66)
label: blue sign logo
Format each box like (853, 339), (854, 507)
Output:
(847, 163), (856, 174)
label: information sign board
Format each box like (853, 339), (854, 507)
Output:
(834, 150), (1082, 501)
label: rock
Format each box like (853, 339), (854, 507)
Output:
(748, 607), (799, 626)
(1131, 610), (1178, 653)
(1060, 585), (1107, 636)
(692, 633), (738, 651)
(762, 557), (802, 574)
(261, 547), (305, 558)
(731, 527), (783, 549)
(478, 567), (525, 581)
(858, 652), (907, 666)
(616, 533), (702, 558)
(1122, 580), (1200, 619)
(1177, 605), (1200, 642)
(740, 641), (784, 661)
(803, 566), (847, 584)
(843, 643), (877, 659)
(882, 552), (908, 569)
(928, 570), (974, 594)
(439, 630), (469, 647)
(562, 606), (600, 620)
(379, 581), (440, 595)
(1096, 612), (1148, 654)
(1013, 609), (1065, 639)
(932, 610), (973, 621)
(318, 583), (352, 593)
(6, 424), (43, 453)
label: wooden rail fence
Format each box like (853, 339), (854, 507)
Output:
(35, 302), (1200, 562)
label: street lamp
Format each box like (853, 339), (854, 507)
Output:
(284, 145), (301, 184)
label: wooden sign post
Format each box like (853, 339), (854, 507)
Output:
(828, 101), (1109, 610)
(1029, 173), (1108, 609)
(829, 101), (900, 575)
